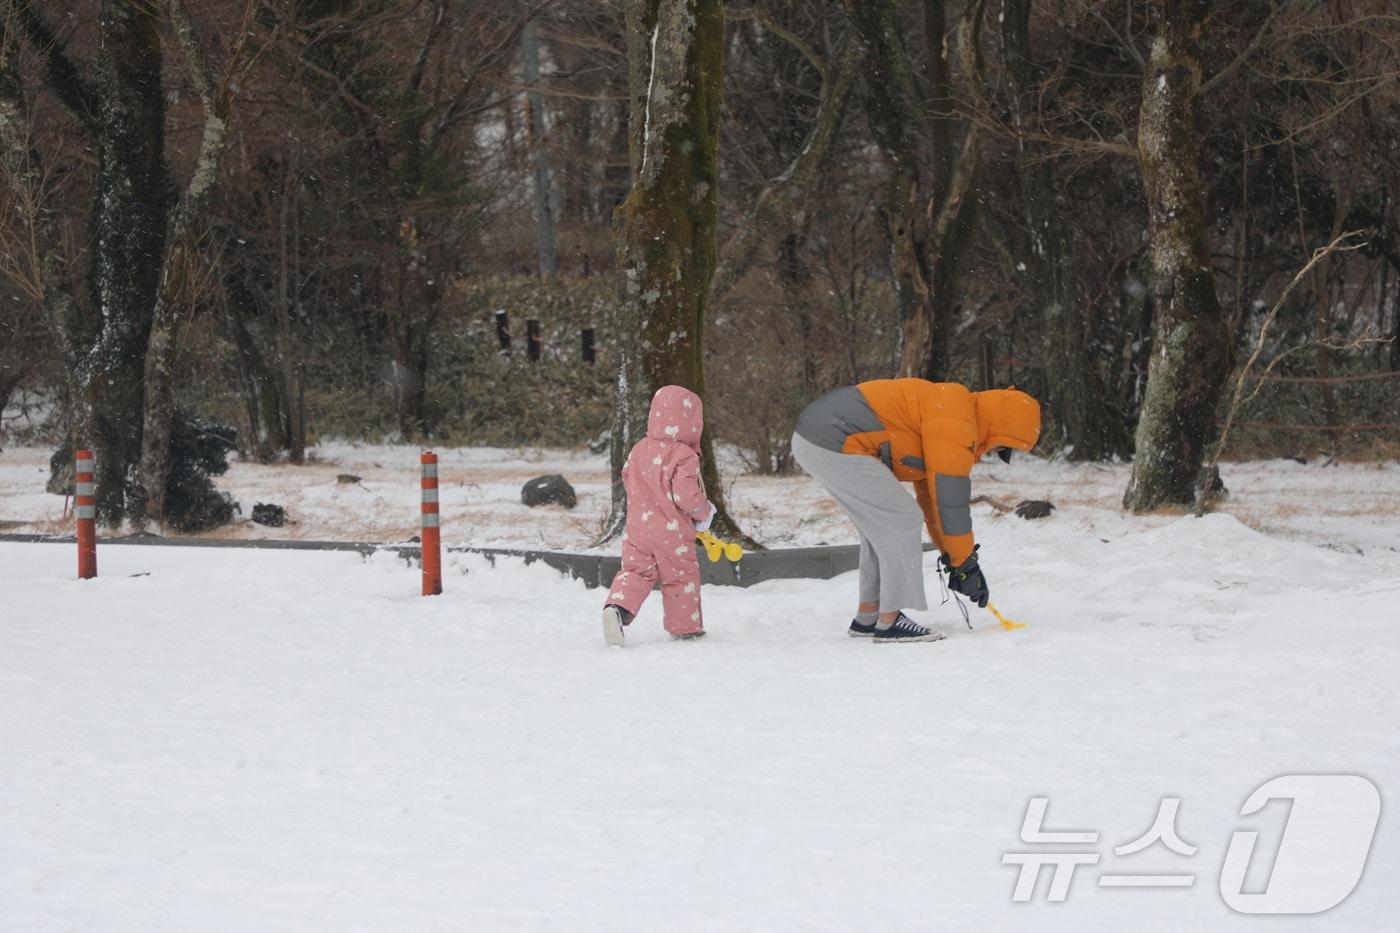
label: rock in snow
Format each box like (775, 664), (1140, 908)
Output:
(521, 474), (577, 509)
(250, 502), (287, 527)
(1014, 499), (1055, 520)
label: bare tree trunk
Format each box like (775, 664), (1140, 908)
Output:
(388, 312), (428, 441)
(14, 0), (169, 526)
(843, 0), (985, 380)
(1122, 0), (1232, 512)
(287, 192), (308, 462)
(1358, 207), (1400, 372)
(275, 168), (306, 461)
(85, 3), (169, 526)
(222, 289), (287, 461)
(1375, 237), (1389, 370)
(709, 38), (861, 306)
(0, 35), (81, 380)
(601, 0), (662, 543)
(1393, 264), (1400, 372)
(1000, 0), (1127, 459)
(385, 222), (444, 442)
(786, 231), (819, 401)
(604, 0), (738, 543)
(137, 0), (244, 526)
(1309, 170), (1355, 453)
(521, 24), (558, 277)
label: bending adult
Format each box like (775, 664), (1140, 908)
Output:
(792, 379), (1041, 642)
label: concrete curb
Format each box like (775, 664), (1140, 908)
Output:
(0, 533), (876, 589)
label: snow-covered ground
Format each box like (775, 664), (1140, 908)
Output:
(2, 467), (1398, 929)
(3, 442), (1400, 556)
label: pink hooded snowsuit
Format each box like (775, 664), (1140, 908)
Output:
(605, 385), (712, 636)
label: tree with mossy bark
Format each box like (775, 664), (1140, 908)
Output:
(1122, 0), (1233, 512)
(12, 0), (169, 527)
(604, 0), (749, 543)
(10, 0), (256, 528)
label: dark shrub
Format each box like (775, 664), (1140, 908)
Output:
(165, 410), (239, 533)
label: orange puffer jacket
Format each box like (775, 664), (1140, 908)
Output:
(798, 379), (1041, 565)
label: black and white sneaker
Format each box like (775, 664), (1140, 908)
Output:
(671, 630), (707, 641)
(848, 618), (878, 638)
(602, 605), (629, 648)
(873, 613), (945, 644)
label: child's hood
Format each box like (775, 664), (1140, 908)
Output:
(646, 385), (704, 450)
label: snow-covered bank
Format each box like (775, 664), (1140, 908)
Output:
(2, 504), (1397, 930)
(3, 443), (1399, 556)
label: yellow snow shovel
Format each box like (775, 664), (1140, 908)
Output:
(986, 602), (1026, 631)
(696, 530), (744, 563)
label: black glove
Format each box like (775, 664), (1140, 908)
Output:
(941, 545), (989, 608)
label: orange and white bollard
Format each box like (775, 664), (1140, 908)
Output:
(420, 451), (442, 595)
(75, 448), (97, 579)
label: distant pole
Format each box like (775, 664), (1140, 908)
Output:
(522, 24), (558, 276)
(527, 319), (542, 362)
(420, 452), (442, 595)
(495, 310), (511, 353)
(75, 449), (97, 579)
(582, 327), (595, 364)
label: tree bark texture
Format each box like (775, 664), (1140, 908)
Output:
(79, 0), (169, 526)
(221, 283), (290, 462)
(1122, 0), (1232, 512)
(605, 0), (739, 542)
(843, 0), (984, 381)
(15, 0), (167, 523)
(522, 24), (558, 277)
(276, 173), (307, 461)
(386, 228), (441, 442)
(137, 0), (240, 526)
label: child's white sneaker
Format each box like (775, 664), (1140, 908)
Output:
(602, 605), (628, 648)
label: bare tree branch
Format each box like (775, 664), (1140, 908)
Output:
(729, 6), (826, 76)
(1088, 4), (1143, 71)
(138, 0), (260, 525)
(1201, 0), (1283, 97)
(8, 0), (99, 129)
(1196, 229), (1369, 513)
(711, 38), (860, 304)
(0, 23), (78, 363)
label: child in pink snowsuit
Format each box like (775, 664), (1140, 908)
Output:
(601, 385), (715, 647)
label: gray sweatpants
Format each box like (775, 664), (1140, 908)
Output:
(791, 433), (928, 612)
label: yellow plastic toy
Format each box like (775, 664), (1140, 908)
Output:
(696, 530), (744, 563)
(986, 602), (1026, 631)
